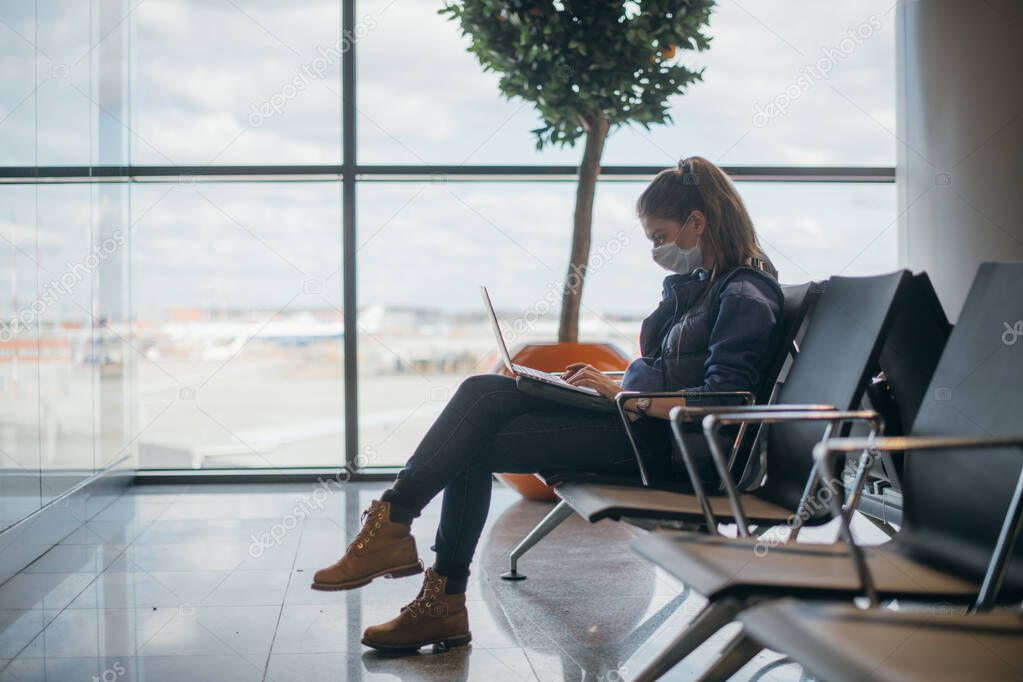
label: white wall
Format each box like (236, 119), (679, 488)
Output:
(897, 0), (1023, 321)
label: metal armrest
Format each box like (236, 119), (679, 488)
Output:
(814, 435), (1023, 610)
(671, 403), (837, 420)
(602, 371), (626, 379)
(663, 404), (837, 533)
(615, 390), (754, 487)
(615, 390), (755, 405)
(680, 403), (838, 477)
(701, 410), (885, 538)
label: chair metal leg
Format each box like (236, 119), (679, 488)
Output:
(632, 597), (743, 682)
(695, 630), (763, 682)
(501, 499), (574, 580)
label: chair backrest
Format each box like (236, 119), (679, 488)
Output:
(850, 273), (951, 490)
(756, 270), (913, 515)
(894, 262), (1023, 599)
(761, 282), (824, 402)
(878, 273), (953, 433)
(733, 281), (823, 487)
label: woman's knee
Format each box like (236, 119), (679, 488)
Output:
(447, 373), (523, 424)
(456, 372), (515, 397)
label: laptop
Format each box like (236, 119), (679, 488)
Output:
(480, 286), (601, 396)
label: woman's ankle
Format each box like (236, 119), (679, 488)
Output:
(433, 557), (470, 594)
(379, 489), (416, 524)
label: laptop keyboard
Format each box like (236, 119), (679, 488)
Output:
(515, 364), (560, 380)
(514, 364), (600, 395)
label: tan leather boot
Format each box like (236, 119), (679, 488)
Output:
(361, 567), (472, 652)
(311, 499), (423, 591)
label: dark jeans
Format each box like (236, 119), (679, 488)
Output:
(383, 373), (671, 574)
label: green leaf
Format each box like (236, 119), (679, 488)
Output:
(438, 0), (715, 140)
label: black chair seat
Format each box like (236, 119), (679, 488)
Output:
(740, 599), (1023, 682)
(537, 470), (679, 489)
(555, 481), (793, 526)
(634, 530), (981, 603)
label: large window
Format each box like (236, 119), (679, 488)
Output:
(357, 0), (895, 165)
(0, 0), (897, 473)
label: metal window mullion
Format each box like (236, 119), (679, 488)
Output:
(0, 165), (896, 183)
(342, 0), (358, 473)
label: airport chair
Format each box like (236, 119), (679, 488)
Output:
(546, 271), (912, 528)
(503, 270), (923, 579)
(727, 435), (1023, 682)
(629, 262), (1023, 682)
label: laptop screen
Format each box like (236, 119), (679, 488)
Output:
(480, 286), (515, 373)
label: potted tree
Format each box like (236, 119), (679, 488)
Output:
(441, 0), (715, 499)
(441, 0), (714, 341)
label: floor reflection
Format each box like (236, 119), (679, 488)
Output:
(0, 480), (807, 681)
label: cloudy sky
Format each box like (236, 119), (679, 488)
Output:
(1, 0), (898, 320)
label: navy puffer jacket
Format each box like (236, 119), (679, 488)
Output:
(621, 264), (783, 404)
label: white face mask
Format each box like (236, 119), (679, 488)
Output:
(651, 217), (702, 274)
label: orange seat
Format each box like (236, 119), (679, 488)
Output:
(490, 342), (632, 502)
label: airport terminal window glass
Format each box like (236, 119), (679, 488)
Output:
(131, 0), (342, 165)
(356, 0), (578, 165)
(36, 185), (97, 501)
(0, 3), (36, 165)
(94, 182), (133, 472)
(35, 0), (92, 166)
(358, 0), (895, 166)
(601, 1), (896, 166)
(0, 186), (42, 528)
(130, 181), (343, 469)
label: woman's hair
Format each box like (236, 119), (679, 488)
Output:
(636, 156), (776, 278)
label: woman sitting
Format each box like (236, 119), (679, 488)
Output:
(312, 156), (783, 652)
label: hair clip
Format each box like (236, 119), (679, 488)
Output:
(678, 158), (698, 186)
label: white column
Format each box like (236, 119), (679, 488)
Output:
(897, 0), (1023, 321)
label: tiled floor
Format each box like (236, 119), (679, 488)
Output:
(0, 481), (806, 681)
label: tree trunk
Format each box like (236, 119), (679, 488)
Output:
(558, 113), (610, 343)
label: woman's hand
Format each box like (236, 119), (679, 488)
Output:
(560, 363), (621, 399)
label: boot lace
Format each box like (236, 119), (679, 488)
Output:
(400, 572), (444, 619)
(348, 502), (386, 552)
